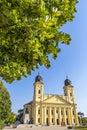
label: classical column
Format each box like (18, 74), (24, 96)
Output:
(74, 107), (79, 125)
(63, 108), (66, 125)
(59, 107), (61, 126)
(68, 108), (71, 125)
(43, 106), (46, 125)
(49, 107), (51, 125)
(70, 107), (73, 125)
(54, 107), (56, 125)
(41, 105), (43, 124)
(34, 106), (37, 124)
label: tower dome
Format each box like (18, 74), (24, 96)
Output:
(35, 74), (43, 82)
(64, 76), (72, 86)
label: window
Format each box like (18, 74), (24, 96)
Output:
(51, 110), (53, 115)
(38, 90), (40, 94)
(56, 110), (58, 113)
(61, 110), (63, 115)
(73, 110), (74, 115)
(65, 93), (67, 96)
(46, 110), (48, 114)
(73, 119), (75, 123)
(38, 109), (40, 114)
(25, 108), (29, 114)
(52, 118), (53, 123)
(66, 110), (68, 115)
(38, 118), (40, 123)
(70, 93), (72, 96)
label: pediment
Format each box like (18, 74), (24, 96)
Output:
(43, 95), (71, 105)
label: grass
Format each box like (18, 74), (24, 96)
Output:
(75, 128), (87, 130)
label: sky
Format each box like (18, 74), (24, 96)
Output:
(3, 0), (87, 116)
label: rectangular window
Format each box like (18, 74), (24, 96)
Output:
(73, 110), (74, 115)
(56, 110), (58, 113)
(61, 110), (63, 115)
(25, 108), (29, 113)
(66, 110), (68, 115)
(51, 110), (53, 115)
(46, 110), (48, 114)
(38, 90), (40, 94)
(38, 109), (40, 114)
(52, 118), (53, 123)
(73, 119), (75, 123)
(38, 118), (40, 123)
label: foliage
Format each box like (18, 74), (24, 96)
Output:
(0, 81), (11, 128)
(82, 117), (87, 126)
(0, 0), (78, 83)
(0, 120), (5, 130)
(67, 126), (73, 129)
(8, 112), (17, 124)
(74, 126), (87, 129)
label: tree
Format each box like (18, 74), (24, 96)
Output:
(8, 112), (17, 124)
(0, 81), (11, 128)
(82, 117), (87, 126)
(0, 0), (78, 83)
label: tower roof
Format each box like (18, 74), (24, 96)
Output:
(64, 76), (72, 86)
(35, 73), (43, 82)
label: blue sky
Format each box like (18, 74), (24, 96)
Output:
(3, 0), (87, 116)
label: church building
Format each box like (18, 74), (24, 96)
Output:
(23, 74), (79, 126)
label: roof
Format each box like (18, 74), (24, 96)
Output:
(24, 101), (33, 106)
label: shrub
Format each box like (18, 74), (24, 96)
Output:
(67, 126), (73, 129)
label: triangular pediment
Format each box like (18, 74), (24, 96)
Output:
(43, 95), (71, 105)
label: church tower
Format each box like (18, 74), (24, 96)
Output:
(33, 74), (44, 102)
(63, 77), (75, 103)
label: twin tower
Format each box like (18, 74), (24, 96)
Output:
(24, 74), (79, 125)
(33, 74), (75, 103)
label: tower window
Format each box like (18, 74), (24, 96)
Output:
(70, 93), (72, 96)
(38, 90), (40, 94)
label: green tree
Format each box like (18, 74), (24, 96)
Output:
(0, 0), (78, 83)
(8, 112), (17, 124)
(0, 81), (11, 129)
(82, 117), (87, 126)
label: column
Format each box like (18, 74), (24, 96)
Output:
(34, 106), (37, 124)
(49, 107), (51, 125)
(70, 107), (73, 125)
(41, 105), (43, 124)
(63, 108), (66, 125)
(43, 106), (46, 125)
(74, 107), (79, 125)
(59, 107), (61, 126)
(54, 107), (56, 125)
(68, 108), (71, 125)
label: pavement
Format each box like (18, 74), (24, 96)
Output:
(4, 124), (68, 130)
